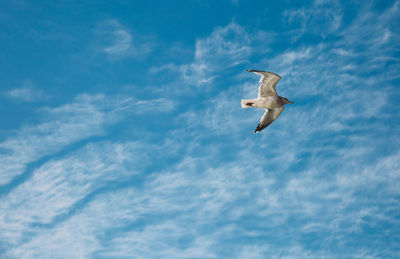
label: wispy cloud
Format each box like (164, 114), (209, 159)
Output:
(180, 22), (253, 85)
(283, 0), (342, 41)
(0, 141), (149, 249)
(133, 98), (175, 114)
(0, 94), (122, 185)
(0, 93), (174, 186)
(5, 81), (47, 102)
(151, 22), (271, 89)
(104, 28), (132, 55)
(97, 20), (152, 59)
(6, 137), (399, 257)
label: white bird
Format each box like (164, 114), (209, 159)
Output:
(241, 70), (294, 133)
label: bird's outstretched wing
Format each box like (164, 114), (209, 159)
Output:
(247, 69), (281, 97)
(255, 107), (284, 133)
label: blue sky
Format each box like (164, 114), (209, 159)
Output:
(1, 0), (399, 258)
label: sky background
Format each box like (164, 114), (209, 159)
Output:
(1, 0), (399, 258)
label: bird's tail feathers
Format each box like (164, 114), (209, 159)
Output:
(241, 99), (256, 108)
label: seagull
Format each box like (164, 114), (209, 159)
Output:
(241, 70), (294, 133)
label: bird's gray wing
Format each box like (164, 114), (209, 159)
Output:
(255, 107), (284, 133)
(247, 69), (281, 97)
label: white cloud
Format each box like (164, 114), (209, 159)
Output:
(283, 0), (343, 40)
(5, 81), (46, 102)
(151, 22), (270, 89)
(338, 0), (400, 75)
(0, 94), (121, 185)
(4, 158), (271, 257)
(97, 20), (152, 59)
(134, 98), (175, 114)
(180, 22), (253, 85)
(6, 136), (399, 258)
(0, 93), (174, 185)
(104, 28), (132, 55)
(0, 141), (148, 249)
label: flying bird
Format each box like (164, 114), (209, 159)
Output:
(241, 70), (294, 133)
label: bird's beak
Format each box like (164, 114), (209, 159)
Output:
(288, 100), (294, 104)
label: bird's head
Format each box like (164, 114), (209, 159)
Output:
(282, 97), (294, 105)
